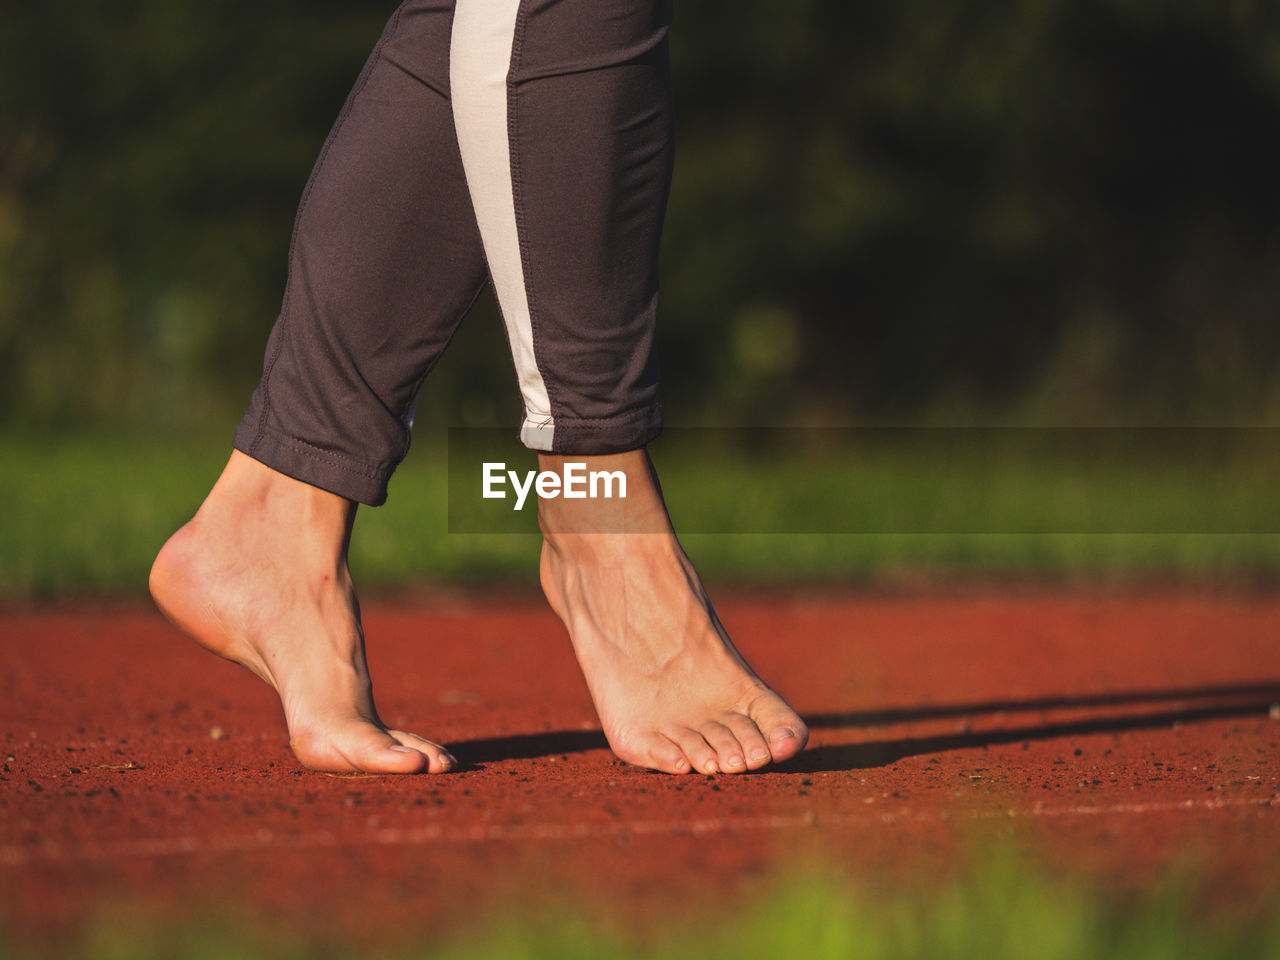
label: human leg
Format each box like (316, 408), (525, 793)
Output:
(236, 0), (489, 505)
(153, 1), (483, 773)
(449, 0), (668, 454)
(449, 0), (807, 773)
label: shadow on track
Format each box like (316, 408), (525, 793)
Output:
(457, 730), (609, 766)
(789, 697), (1279, 773)
(451, 681), (1280, 771)
(801, 681), (1280, 730)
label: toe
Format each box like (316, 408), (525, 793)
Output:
(291, 725), (428, 774)
(379, 743), (431, 773)
(347, 729), (429, 774)
(389, 730), (457, 774)
(699, 721), (747, 774)
(724, 714), (773, 770)
(765, 723), (807, 763)
(615, 730), (693, 775)
(652, 735), (694, 775)
(750, 698), (809, 764)
(670, 727), (721, 775)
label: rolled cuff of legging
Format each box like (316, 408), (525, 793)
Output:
(232, 422), (395, 506)
(521, 403), (663, 456)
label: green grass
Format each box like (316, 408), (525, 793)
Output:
(6, 853), (1279, 960)
(2, 430), (1278, 600)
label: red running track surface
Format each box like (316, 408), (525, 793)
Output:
(2, 590), (1278, 946)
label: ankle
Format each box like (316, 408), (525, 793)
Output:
(193, 451), (357, 570)
(535, 448), (672, 537)
(541, 529), (681, 574)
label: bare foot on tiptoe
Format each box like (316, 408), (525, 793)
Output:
(149, 451), (454, 774)
(538, 450), (808, 775)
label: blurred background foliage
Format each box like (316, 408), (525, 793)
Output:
(2, 0), (1279, 437)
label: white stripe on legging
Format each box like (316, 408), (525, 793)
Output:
(450, 0), (554, 451)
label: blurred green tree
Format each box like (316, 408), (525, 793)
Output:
(2, 0), (1278, 434)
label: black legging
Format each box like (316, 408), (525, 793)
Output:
(234, 0), (673, 505)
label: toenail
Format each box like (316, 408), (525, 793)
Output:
(388, 745), (417, 754)
(769, 727), (797, 744)
(750, 749), (770, 763)
(702, 760), (717, 774)
(727, 755), (745, 769)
